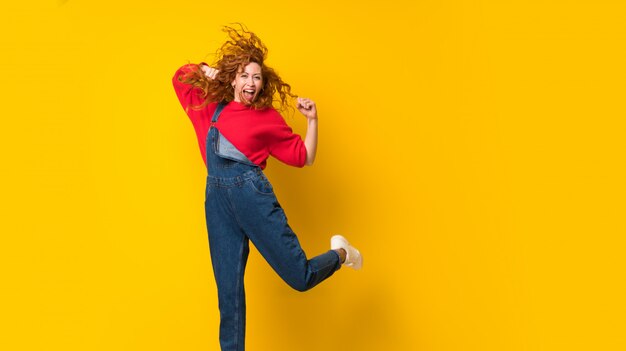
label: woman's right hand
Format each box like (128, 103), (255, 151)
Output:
(201, 64), (219, 80)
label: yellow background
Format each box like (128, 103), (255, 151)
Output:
(2, 1), (625, 350)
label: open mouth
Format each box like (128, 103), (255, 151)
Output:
(243, 89), (256, 101)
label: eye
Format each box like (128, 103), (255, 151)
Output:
(254, 76), (261, 81)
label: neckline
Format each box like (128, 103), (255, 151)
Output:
(227, 100), (250, 111)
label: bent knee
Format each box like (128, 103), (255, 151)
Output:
(287, 278), (311, 292)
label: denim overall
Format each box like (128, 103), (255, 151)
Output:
(204, 103), (341, 351)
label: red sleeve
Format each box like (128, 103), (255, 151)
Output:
(172, 63), (207, 113)
(268, 113), (307, 168)
(172, 63), (214, 166)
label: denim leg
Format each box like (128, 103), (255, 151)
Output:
(205, 186), (249, 351)
(233, 178), (341, 292)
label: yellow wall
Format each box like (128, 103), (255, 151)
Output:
(2, 1), (625, 350)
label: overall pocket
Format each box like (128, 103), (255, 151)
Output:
(247, 174), (274, 196)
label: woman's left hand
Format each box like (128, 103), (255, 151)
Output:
(297, 97), (318, 120)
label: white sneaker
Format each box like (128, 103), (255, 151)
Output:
(331, 235), (363, 270)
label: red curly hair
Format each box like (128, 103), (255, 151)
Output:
(179, 24), (296, 112)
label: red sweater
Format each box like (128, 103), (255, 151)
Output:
(172, 64), (307, 169)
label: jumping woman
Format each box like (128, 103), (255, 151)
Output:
(172, 25), (362, 351)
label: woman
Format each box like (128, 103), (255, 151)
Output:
(172, 25), (362, 351)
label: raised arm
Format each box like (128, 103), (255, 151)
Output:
(172, 63), (218, 112)
(296, 97), (318, 166)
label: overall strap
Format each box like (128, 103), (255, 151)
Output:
(211, 102), (227, 123)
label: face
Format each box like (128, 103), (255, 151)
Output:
(232, 62), (263, 103)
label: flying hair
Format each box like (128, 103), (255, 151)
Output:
(179, 24), (296, 112)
